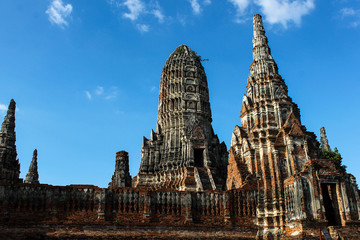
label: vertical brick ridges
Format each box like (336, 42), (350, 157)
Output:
(109, 151), (132, 188)
(226, 14), (360, 239)
(320, 127), (331, 150)
(133, 44), (228, 191)
(0, 99), (21, 184)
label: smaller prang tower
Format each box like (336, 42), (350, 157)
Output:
(109, 151), (132, 188)
(25, 149), (39, 184)
(0, 99), (21, 184)
(320, 126), (330, 150)
(133, 45), (228, 191)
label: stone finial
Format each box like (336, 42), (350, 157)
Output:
(320, 127), (330, 151)
(109, 151), (132, 188)
(253, 14), (267, 49)
(25, 149), (39, 184)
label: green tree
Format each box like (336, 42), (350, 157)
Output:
(320, 147), (347, 173)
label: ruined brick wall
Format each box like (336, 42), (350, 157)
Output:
(0, 183), (257, 228)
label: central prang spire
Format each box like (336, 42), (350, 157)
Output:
(133, 44), (228, 191)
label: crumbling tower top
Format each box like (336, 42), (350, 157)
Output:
(320, 127), (331, 150)
(25, 149), (39, 184)
(0, 99), (16, 148)
(0, 99), (20, 184)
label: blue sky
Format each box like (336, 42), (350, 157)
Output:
(0, 0), (359, 187)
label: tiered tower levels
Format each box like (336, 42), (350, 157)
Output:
(133, 45), (228, 191)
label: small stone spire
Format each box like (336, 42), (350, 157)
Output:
(25, 149), (39, 184)
(0, 99), (20, 184)
(320, 127), (330, 151)
(0, 99), (16, 148)
(109, 151), (132, 188)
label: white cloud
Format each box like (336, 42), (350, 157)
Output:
(228, 0), (250, 18)
(123, 0), (145, 21)
(45, 0), (73, 28)
(137, 23), (150, 32)
(0, 104), (7, 115)
(254, 0), (315, 27)
(188, 0), (212, 15)
(339, 7), (360, 27)
(105, 87), (119, 100)
(204, 0), (212, 5)
(86, 86), (119, 100)
(108, 0), (164, 32)
(95, 86), (104, 95)
(340, 8), (356, 17)
(189, 0), (201, 14)
(85, 91), (92, 100)
(152, 9), (165, 23)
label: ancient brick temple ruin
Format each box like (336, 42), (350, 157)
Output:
(132, 44), (228, 191)
(1, 14), (360, 239)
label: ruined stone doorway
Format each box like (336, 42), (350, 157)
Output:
(321, 183), (341, 226)
(194, 148), (204, 167)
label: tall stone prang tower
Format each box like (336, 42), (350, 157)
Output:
(133, 45), (228, 191)
(0, 99), (21, 184)
(25, 149), (39, 184)
(227, 14), (360, 238)
(228, 14), (319, 237)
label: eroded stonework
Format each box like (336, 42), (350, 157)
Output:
(133, 45), (228, 191)
(24, 149), (39, 184)
(109, 151), (132, 188)
(0, 99), (20, 185)
(226, 14), (360, 239)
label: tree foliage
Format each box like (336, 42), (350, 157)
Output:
(320, 147), (347, 173)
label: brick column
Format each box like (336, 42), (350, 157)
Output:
(182, 192), (193, 224)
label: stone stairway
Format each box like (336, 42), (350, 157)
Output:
(197, 167), (214, 190)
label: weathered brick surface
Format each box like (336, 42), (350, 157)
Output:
(133, 44), (228, 191)
(226, 14), (360, 239)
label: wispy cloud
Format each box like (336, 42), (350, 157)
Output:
(228, 0), (250, 20)
(151, 4), (165, 23)
(340, 7), (356, 17)
(137, 23), (150, 32)
(204, 0), (212, 5)
(95, 86), (104, 95)
(0, 104), (7, 115)
(108, 0), (165, 32)
(255, 0), (315, 28)
(188, 0), (212, 14)
(228, 0), (314, 27)
(339, 7), (360, 27)
(85, 91), (92, 100)
(189, 0), (201, 14)
(85, 86), (119, 101)
(150, 86), (156, 92)
(105, 87), (119, 100)
(45, 0), (73, 28)
(123, 0), (145, 21)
